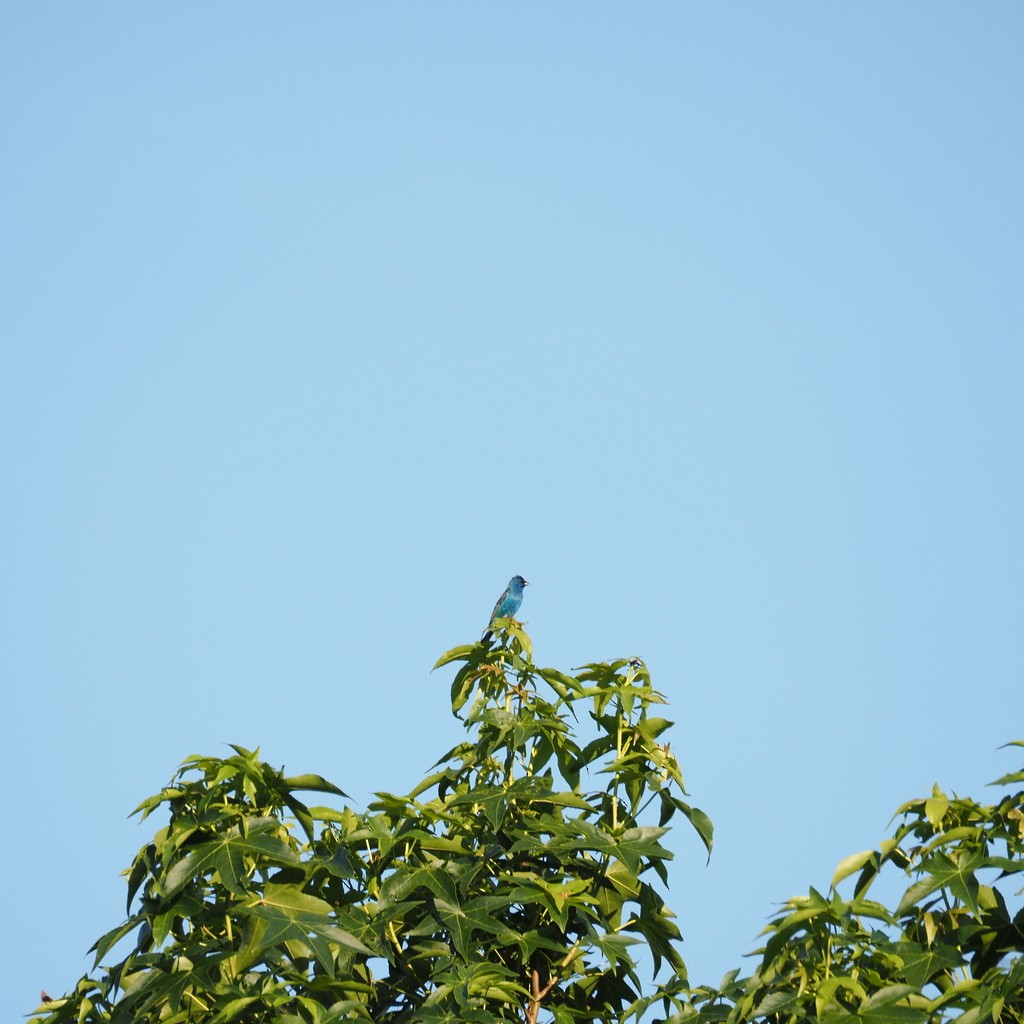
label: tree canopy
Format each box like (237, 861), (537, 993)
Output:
(691, 745), (1024, 1024)
(31, 621), (1024, 1023)
(32, 621), (710, 1023)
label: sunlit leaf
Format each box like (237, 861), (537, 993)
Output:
(833, 849), (876, 887)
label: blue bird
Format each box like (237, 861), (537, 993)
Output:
(482, 575), (529, 644)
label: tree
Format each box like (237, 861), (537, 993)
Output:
(30, 618), (1024, 1024)
(31, 621), (712, 1024)
(685, 744), (1024, 1024)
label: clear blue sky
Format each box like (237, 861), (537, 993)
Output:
(3, 4), (1022, 1018)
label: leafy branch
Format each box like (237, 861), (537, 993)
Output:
(685, 742), (1024, 1024)
(31, 625), (711, 1024)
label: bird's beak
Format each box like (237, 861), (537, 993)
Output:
(524, 580), (530, 586)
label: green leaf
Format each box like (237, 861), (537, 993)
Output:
(280, 773), (350, 798)
(240, 885), (372, 975)
(864, 985), (919, 1010)
(896, 849), (984, 916)
(450, 661), (479, 715)
(896, 941), (964, 988)
(210, 995), (262, 1022)
(924, 792), (949, 828)
(815, 975), (867, 1019)
(615, 826), (673, 875)
(833, 849), (876, 887)
(750, 989), (803, 1017)
(162, 825), (300, 899)
(678, 803), (714, 859)
(432, 899), (474, 959)
(89, 915), (143, 967)
(124, 851), (149, 916)
(857, 1006), (928, 1024)
(432, 644), (477, 671)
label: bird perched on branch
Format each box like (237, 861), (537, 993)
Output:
(482, 575), (529, 644)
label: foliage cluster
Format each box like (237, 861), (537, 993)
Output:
(29, 618), (1024, 1024)
(33, 621), (710, 1024)
(688, 745), (1024, 1024)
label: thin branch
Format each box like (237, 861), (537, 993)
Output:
(525, 965), (559, 1024)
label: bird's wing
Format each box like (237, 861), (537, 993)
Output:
(489, 586), (512, 623)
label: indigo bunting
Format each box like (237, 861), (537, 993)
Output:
(482, 575), (529, 644)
